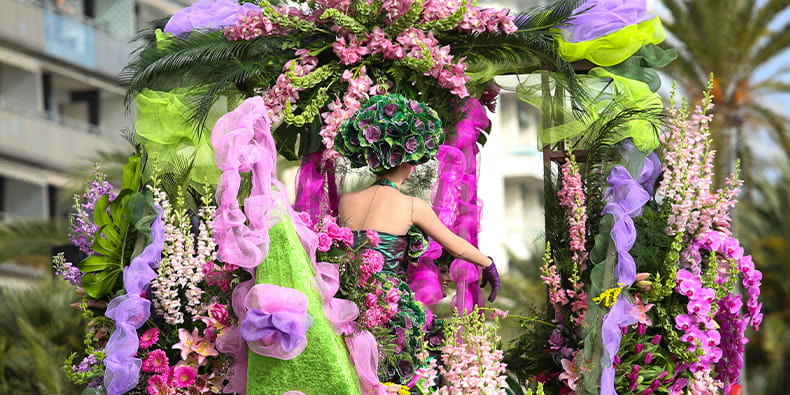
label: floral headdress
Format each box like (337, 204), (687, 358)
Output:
(335, 93), (444, 174)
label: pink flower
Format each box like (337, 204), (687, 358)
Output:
(172, 328), (199, 360)
(325, 222), (345, 241)
(490, 308), (509, 319)
(172, 365), (197, 388)
(317, 233), (333, 252)
(360, 249), (384, 274)
(365, 293), (378, 308)
(385, 288), (401, 305)
(209, 303), (231, 327)
(192, 338), (219, 365)
(339, 227), (355, 246)
(142, 349), (169, 374)
(139, 327), (160, 349)
(630, 297), (654, 325)
(365, 229), (380, 247)
(558, 357), (580, 391)
(332, 35), (368, 65)
(147, 373), (170, 394)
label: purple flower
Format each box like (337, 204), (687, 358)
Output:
(650, 334), (662, 345)
(634, 343), (644, 353)
(366, 150), (383, 169)
(384, 103), (398, 117)
(644, 352), (653, 364)
(405, 136), (419, 153)
(722, 238), (744, 260)
(688, 299), (711, 317)
(388, 145), (404, 167)
(408, 99), (423, 114)
(363, 125), (381, 143)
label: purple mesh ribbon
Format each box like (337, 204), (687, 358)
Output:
(561, 0), (654, 43)
(103, 209), (164, 395)
(599, 154), (659, 395)
(239, 284), (314, 359)
(293, 151), (339, 219)
(211, 97), (373, 393)
(163, 0), (261, 36)
(410, 98), (488, 314)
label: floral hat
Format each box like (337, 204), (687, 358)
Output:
(335, 94), (444, 174)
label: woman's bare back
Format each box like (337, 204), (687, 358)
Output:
(338, 185), (415, 235)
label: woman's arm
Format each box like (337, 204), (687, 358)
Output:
(411, 197), (492, 267)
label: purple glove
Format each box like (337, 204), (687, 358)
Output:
(480, 258), (500, 302)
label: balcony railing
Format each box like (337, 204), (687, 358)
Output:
(0, 97), (130, 170)
(0, 0), (134, 77)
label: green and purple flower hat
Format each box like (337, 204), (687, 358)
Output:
(336, 94), (444, 174)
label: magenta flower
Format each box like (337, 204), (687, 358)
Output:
(317, 232), (332, 252)
(172, 328), (199, 360)
(365, 229), (380, 247)
(146, 373), (170, 394)
(139, 327), (160, 349)
(141, 349), (169, 374)
(209, 303), (231, 328)
(172, 365), (197, 388)
(674, 314), (696, 331)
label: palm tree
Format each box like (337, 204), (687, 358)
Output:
(660, 0), (790, 185)
(737, 159), (790, 394)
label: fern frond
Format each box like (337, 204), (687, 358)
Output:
(0, 220), (70, 263)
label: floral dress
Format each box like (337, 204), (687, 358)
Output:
(349, 215), (431, 385)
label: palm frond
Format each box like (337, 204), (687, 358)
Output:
(0, 220), (70, 264)
(512, 0), (583, 32)
(122, 31), (301, 129)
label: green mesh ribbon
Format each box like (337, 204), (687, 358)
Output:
(335, 94), (445, 174)
(556, 16), (666, 67)
(247, 217), (361, 395)
(604, 44), (678, 92)
(134, 89), (226, 185)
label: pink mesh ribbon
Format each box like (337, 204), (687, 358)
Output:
(411, 98), (489, 314)
(103, 209), (164, 395)
(212, 97), (377, 394)
(240, 284), (314, 360)
(293, 151), (340, 219)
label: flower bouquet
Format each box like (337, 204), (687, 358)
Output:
(505, 84), (763, 395)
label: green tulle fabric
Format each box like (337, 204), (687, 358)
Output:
(134, 89), (225, 185)
(556, 16), (666, 67)
(247, 217), (361, 395)
(518, 69), (661, 153)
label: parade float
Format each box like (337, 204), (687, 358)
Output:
(53, 0), (762, 393)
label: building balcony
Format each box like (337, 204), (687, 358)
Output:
(0, 0), (134, 78)
(0, 97), (130, 171)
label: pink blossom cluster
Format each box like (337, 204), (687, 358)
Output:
(318, 66), (380, 156)
(457, 6), (517, 34)
(657, 102), (715, 236)
(540, 263), (569, 320)
(361, 282), (400, 328)
(413, 347), (440, 392)
(202, 260), (238, 292)
(141, 320), (229, 394)
(695, 231), (762, 330)
(673, 269), (722, 372)
(141, 318), (226, 394)
(420, 0), (517, 34)
(438, 333), (508, 394)
(557, 158), (589, 269)
(261, 49), (317, 123)
(315, 214), (355, 252)
(149, 187), (217, 325)
(358, 248), (385, 285)
(714, 293), (748, 392)
(224, 9), (296, 41)
(687, 368), (723, 395)
(69, 167), (115, 255)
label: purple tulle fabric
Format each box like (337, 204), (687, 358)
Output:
(211, 97), (378, 394)
(562, 0), (654, 43)
(413, 98), (488, 314)
(599, 157), (659, 395)
(163, 0), (261, 37)
(103, 209), (164, 395)
(240, 284), (314, 359)
(293, 151), (340, 219)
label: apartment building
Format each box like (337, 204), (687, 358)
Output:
(0, 0), (189, 286)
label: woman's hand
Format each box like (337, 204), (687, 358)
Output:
(480, 257), (500, 302)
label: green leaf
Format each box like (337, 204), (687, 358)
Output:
(121, 153), (142, 191)
(80, 269), (124, 300)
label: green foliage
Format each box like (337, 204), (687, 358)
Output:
(0, 220), (70, 265)
(122, 30), (295, 130)
(78, 154), (145, 299)
(0, 277), (86, 394)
